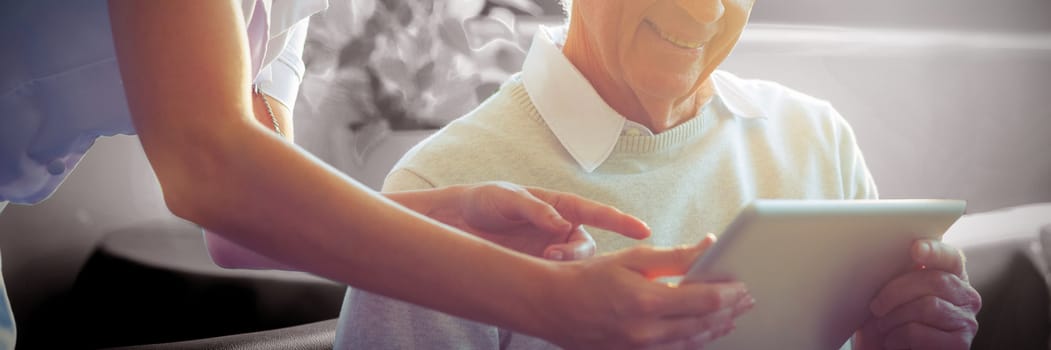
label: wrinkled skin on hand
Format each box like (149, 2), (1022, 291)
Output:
(855, 240), (981, 350)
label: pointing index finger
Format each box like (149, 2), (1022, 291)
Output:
(526, 187), (651, 240)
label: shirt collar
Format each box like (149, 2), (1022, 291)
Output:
(709, 70), (766, 119)
(521, 25), (765, 172)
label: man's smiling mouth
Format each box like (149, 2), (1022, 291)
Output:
(644, 19), (706, 50)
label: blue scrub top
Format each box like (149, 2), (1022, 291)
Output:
(1, 1), (135, 348)
(1, 0), (136, 205)
(1, 0), (324, 346)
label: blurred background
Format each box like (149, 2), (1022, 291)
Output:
(1, 0), (1049, 348)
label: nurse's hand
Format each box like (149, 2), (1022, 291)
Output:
(391, 182), (651, 260)
(542, 235), (754, 349)
(853, 240), (981, 350)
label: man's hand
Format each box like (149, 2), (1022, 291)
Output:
(423, 182), (651, 260)
(540, 235), (755, 349)
(854, 240), (981, 350)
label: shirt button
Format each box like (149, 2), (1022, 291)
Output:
(624, 128), (642, 136)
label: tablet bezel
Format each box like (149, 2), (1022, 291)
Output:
(682, 199), (966, 350)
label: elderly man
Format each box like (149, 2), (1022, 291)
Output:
(335, 0), (982, 349)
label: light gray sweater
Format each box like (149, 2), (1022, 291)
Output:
(334, 72), (877, 349)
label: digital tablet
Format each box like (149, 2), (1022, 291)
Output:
(682, 199), (966, 350)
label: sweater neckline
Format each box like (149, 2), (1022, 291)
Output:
(513, 80), (715, 157)
(612, 102), (712, 154)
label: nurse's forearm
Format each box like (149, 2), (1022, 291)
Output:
(201, 91), (295, 271)
(203, 229), (293, 270)
(199, 90), (464, 272)
(109, 0), (551, 335)
(152, 118), (554, 337)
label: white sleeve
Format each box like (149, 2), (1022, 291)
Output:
(254, 17), (310, 112)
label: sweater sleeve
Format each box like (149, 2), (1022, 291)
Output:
(829, 105), (879, 200)
(382, 168), (438, 192)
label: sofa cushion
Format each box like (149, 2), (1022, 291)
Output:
(943, 203), (1051, 350)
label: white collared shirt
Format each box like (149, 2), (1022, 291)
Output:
(521, 25), (766, 172)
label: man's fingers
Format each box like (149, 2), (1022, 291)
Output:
(883, 322), (974, 350)
(526, 187), (651, 239)
(913, 240), (968, 280)
(544, 227), (597, 261)
(875, 295), (979, 334)
(870, 270), (981, 317)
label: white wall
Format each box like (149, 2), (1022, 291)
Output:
(719, 24), (1051, 212)
(749, 1), (1051, 32)
(534, 0), (1051, 32)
